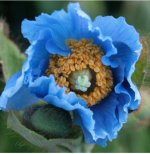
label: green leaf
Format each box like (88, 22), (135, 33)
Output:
(0, 111), (43, 152)
(0, 20), (25, 81)
(7, 111), (91, 152)
(132, 36), (150, 87)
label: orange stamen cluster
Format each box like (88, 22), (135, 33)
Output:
(45, 39), (113, 106)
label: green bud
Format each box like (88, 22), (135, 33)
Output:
(23, 104), (72, 138)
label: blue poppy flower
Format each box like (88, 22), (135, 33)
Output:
(0, 3), (142, 147)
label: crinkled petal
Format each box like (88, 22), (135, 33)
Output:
(91, 30), (118, 67)
(110, 43), (141, 110)
(22, 3), (93, 57)
(0, 72), (38, 111)
(21, 19), (42, 43)
(21, 10), (71, 43)
(92, 93), (118, 145)
(93, 16), (141, 52)
(93, 16), (142, 65)
(46, 37), (70, 56)
(90, 90), (130, 147)
(22, 11), (72, 56)
(67, 3), (92, 39)
(123, 79), (141, 110)
(111, 43), (140, 77)
(24, 39), (50, 81)
(93, 15), (142, 110)
(46, 3), (93, 55)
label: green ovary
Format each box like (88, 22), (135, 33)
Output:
(69, 68), (92, 92)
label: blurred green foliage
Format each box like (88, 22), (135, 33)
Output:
(0, 1), (150, 152)
(0, 20), (25, 81)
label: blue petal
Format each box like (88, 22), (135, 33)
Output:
(123, 79), (141, 110)
(110, 44), (141, 110)
(22, 3), (93, 57)
(46, 36), (71, 57)
(90, 91), (130, 146)
(24, 39), (50, 81)
(111, 43), (139, 77)
(93, 15), (141, 110)
(91, 30), (118, 67)
(21, 19), (41, 43)
(93, 16), (141, 52)
(93, 16), (142, 66)
(67, 3), (92, 39)
(21, 10), (70, 43)
(0, 72), (38, 111)
(22, 11), (72, 56)
(112, 64), (141, 110)
(46, 3), (93, 55)
(5, 71), (21, 89)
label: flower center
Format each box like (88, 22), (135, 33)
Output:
(69, 68), (92, 92)
(45, 39), (113, 106)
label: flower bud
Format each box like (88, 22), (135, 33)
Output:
(23, 104), (73, 138)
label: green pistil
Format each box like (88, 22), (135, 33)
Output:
(69, 68), (92, 92)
